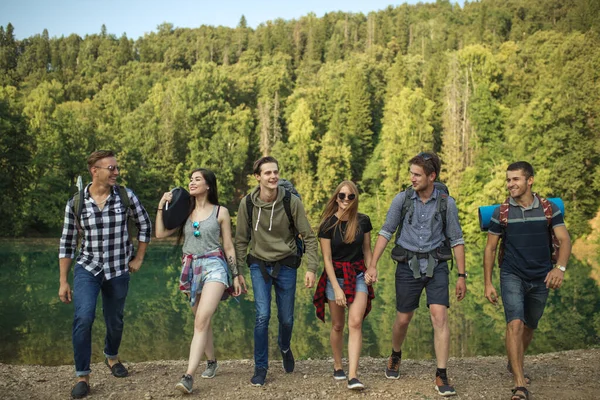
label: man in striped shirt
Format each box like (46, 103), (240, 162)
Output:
(484, 161), (571, 400)
(58, 150), (152, 399)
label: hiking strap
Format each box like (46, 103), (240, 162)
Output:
(498, 194), (557, 265)
(245, 191), (296, 240)
(394, 188), (415, 245)
(73, 185), (132, 231)
(394, 188), (449, 247)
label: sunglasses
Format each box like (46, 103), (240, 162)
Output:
(337, 193), (356, 201)
(192, 221), (201, 237)
(94, 165), (119, 172)
(417, 152), (433, 161)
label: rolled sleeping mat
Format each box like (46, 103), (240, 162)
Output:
(479, 197), (564, 232)
(162, 187), (191, 230)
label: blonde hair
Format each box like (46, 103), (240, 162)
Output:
(319, 181), (360, 244)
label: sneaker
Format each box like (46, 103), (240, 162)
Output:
(201, 360), (219, 379)
(250, 367), (267, 387)
(435, 375), (456, 397)
(347, 378), (365, 390)
(281, 348), (295, 373)
(385, 355), (401, 379)
(175, 374), (193, 394)
(333, 369), (347, 381)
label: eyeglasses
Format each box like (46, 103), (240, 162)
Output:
(337, 193), (356, 201)
(94, 165), (119, 172)
(192, 221), (201, 237)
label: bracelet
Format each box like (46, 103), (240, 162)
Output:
(157, 208), (163, 211)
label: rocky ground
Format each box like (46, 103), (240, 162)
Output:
(1, 349), (598, 399)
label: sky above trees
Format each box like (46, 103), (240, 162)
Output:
(0, 0), (463, 40)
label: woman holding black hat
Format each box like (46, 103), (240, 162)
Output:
(155, 168), (245, 394)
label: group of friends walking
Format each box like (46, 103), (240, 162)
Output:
(59, 150), (571, 400)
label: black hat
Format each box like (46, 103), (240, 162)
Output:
(162, 187), (191, 229)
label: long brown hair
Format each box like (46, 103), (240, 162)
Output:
(319, 181), (360, 244)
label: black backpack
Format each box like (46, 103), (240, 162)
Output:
(245, 179), (305, 262)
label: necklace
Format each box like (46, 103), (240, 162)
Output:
(95, 194), (111, 206)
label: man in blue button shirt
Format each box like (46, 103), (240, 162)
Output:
(366, 152), (466, 397)
(484, 161), (571, 400)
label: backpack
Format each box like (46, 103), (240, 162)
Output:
(390, 181), (453, 264)
(497, 193), (559, 266)
(72, 181), (137, 243)
(245, 179), (305, 263)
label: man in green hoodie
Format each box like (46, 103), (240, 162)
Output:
(235, 156), (318, 387)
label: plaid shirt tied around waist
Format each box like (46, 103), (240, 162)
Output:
(313, 259), (375, 322)
(180, 249), (234, 306)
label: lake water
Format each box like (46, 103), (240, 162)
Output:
(1, 239), (598, 366)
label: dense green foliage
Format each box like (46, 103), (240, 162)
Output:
(1, 0), (599, 236)
(1, 0), (599, 357)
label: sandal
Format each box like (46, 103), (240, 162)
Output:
(507, 362), (531, 384)
(511, 386), (529, 400)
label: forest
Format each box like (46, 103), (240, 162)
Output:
(1, 0), (599, 356)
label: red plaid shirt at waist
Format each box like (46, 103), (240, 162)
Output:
(313, 259), (375, 322)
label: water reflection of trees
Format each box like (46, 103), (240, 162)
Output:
(0, 242), (598, 365)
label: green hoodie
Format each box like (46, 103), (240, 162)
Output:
(235, 186), (318, 273)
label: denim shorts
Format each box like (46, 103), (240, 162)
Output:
(180, 256), (229, 296)
(394, 262), (449, 313)
(197, 257), (229, 289)
(325, 273), (368, 301)
(500, 269), (549, 329)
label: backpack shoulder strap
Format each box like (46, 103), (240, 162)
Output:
(73, 189), (84, 232)
(73, 190), (84, 219)
(537, 195), (553, 226)
(436, 192), (449, 238)
(499, 197), (511, 228)
(395, 188), (414, 243)
(117, 186), (131, 210)
(282, 190), (297, 234)
(245, 194), (253, 240)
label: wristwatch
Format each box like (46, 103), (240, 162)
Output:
(457, 273), (468, 279)
(555, 265), (566, 272)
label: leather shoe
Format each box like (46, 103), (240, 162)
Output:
(105, 358), (129, 377)
(71, 381), (89, 399)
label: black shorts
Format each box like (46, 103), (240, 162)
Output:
(395, 261), (450, 313)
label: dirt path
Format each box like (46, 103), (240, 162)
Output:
(1, 349), (598, 399)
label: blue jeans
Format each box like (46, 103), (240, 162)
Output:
(250, 263), (297, 370)
(500, 269), (549, 329)
(73, 264), (130, 376)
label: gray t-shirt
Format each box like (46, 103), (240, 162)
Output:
(182, 206), (222, 256)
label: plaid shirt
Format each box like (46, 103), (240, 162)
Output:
(313, 259), (375, 322)
(59, 184), (152, 280)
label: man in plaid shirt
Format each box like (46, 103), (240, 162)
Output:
(58, 150), (152, 399)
